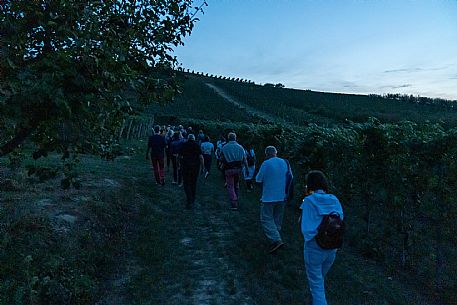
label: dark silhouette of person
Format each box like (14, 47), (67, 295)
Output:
(180, 134), (204, 209)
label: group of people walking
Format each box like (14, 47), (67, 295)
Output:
(146, 124), (344, 305)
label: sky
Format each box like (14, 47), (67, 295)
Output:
(174, 0), (457, 100)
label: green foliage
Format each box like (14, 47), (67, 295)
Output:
(287, 120), (457, 303)
(166, 117), (457, 303)
(0, 175), (137, 305)
(0, 0), (204, 160)
(148, 75), (254, 123)
(201, 76), (457, 126)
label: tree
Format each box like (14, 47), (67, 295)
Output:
(0, 0), (206, 163)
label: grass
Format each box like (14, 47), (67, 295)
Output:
(0, 146), (144, 305)
(0, 141), (443, 304)
(145, 75), (256, 124)
(192, 75), (457, 127)
(124, 149), (440, 305)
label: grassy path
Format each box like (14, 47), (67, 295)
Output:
(205, 83), (289, 126)
(111, 153), (439, 305)
(124, 162), (256, 305)
(0, 147), (441, 305)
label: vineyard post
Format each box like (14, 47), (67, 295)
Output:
(126, 119), (134, 140)
(119, 119), (126, 139)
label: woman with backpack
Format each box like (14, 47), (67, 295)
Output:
(300, 170), (344, 305)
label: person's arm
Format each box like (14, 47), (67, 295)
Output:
(162, 137), (166, 156)
(242, 149), (249, 173)
(199, 154), (204, 171)
(220, 150), (226, 164)
(255, 163), (264, 184)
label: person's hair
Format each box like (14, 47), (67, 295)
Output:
(305, 170), (329, 193)
(173, 132), (181, 140)
(188, 134), (196, 141)
(204, 136), (210, 142)
(154, 125), (160, 134)
(265, 146), (277, 157)
(228, 132), (236, 141)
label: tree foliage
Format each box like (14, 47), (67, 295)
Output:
(0, 0), (205, 161)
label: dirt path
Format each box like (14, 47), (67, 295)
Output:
(101, 160), (257, 305)
(95, 155), (442, 305)
(205, 82), (287, 126)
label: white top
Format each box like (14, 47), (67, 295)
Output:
(201, 142), (214, 155)
(255, 157), (291, 203)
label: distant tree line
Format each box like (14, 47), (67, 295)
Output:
(369, 93), (456, 107)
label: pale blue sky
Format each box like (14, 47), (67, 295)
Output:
(175, 0), (457, 100)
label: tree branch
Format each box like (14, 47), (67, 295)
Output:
(0, 125), (35, 158)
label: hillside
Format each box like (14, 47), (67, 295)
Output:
(152, 73), (457, 127)
(2, 72), (456, 305)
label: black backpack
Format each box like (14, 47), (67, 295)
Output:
(285, 160), (294, 202)
(315, 212), (345, 249)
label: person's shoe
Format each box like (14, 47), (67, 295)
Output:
(269, 241), (285, 254)
(161, 181), (165, 186)
(204, 171), (209, 179)
(172, 181), (177, 184)
(178, 183), (183, 187)
(230, 207), (238, 211)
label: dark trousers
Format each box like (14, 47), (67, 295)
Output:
(203, 154), (212, 173)
(246, 179), (254, 190)
(166, 150), (172, 169)
(171, 155), (182, 184)
(182, 165), (199, 206)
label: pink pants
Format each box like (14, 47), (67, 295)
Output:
(225, 168), (241, 206)
(151, 157), (165, 184)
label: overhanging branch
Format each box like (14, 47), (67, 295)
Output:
(0, 125), (35, 158)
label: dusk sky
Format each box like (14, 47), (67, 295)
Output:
(174, 0), (457, 100)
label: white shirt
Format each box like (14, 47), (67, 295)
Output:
(255, 157), (291, 203)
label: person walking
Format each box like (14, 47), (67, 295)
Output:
(180, 134), (204, 209)
(165, 128), (174, 171)
(146, 125), (166, 185)
(216, 135), (227, 178)
(201, 136), (214, 179)
(255, 146), (291, 253)
(197, 130), (205, 144)
(300, 170), (343, 305)
(243, 143), (256, 191)
(170, 131), (185, 185)
(220, 132), (248, 210)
